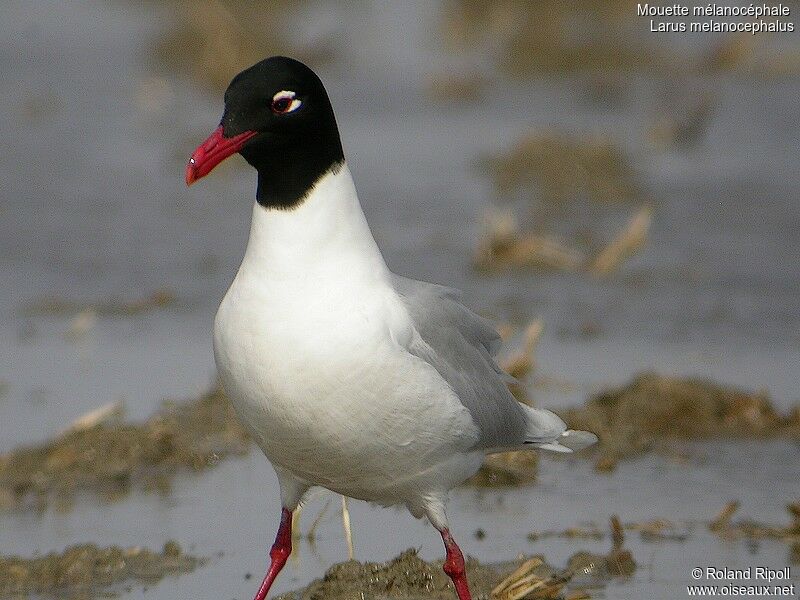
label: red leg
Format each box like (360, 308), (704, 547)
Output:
(440, 528), (472, 600)
(253, 508), (293, 600)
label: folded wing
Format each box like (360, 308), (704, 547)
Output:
(393, 275), (593, 453)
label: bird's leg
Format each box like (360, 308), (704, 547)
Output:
(253, 507), (293, 600)
(439, 528), (472, 600)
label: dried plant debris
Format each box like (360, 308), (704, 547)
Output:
(708, 501), (800, 544)
(63, 401), (125, 434)
(499, 319), (543, 392)
(567, 516), (636, 581)
(531, 518), (688, 544)
(488, 133), (639, 204)
(491, 557), (565, 600)
(588, 206), (652, 276)
(474, 205), (651, 276)
(503, 517), (634, 600)
(474, 210), (586, 273)
(0, 387), (250, 511)
(627, 519), (688, 543)
(708, 500), (741, 533)
(0, 541), (201, 598)
(530, 505), (799, 551)
(561, 372), (800, 472)
(23, 289), (176, 317)
(528, 526), (605, 543)
(475, 133), (648, 275)
(64, 309), (98, 341)
(155, 0), (335, 92)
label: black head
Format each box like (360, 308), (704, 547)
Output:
(186, 56), (344, 209)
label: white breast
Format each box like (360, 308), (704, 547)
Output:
(213, 165), (480, 502)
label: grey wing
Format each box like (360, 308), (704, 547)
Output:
(392, 274), (530, 451)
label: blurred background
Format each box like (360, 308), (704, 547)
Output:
(1, 2), (798, 599)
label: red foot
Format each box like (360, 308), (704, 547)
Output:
(440, 529), (472, 600)
(253, 508), (292, 600)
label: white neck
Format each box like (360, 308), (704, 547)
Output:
(238, 164), (390, 284)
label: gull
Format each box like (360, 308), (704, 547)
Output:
(186, 56), (597, 600)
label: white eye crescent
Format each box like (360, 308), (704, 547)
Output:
(271, 90), (302, 114)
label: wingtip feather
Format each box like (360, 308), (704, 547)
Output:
(559, 430), (598, 451)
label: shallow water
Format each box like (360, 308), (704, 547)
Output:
(1, 1), (798, 599)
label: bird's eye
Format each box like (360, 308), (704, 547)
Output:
(271, 91), (301, 115)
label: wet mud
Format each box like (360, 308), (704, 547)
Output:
(487, 133), (638, 205)
(0, 541), (201, 598)
(0, 387), (249, 511)
(561, 372), (800, 472)
(275, 517), (634, 600)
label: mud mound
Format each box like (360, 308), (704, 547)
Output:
(561, 372), (800, 471)
(276, 517), (634, 600)
(274, 549), (502, 600)
(0, 387), (249, 511)
(0, 541), (200, 597)
(488, 133), (638, 204)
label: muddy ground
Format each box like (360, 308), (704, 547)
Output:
(2, 502), (796, 598)
(274, 517), (634, 600)
(0, 541), (200, 598)
(561, 372), (800, 472)
(0, 387), (248, 511)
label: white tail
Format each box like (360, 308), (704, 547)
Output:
(522, 406), (598, 453)
(532, 430), (598, 453)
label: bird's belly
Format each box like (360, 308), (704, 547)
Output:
(221, 356), (471, 495)
(213, 294), (479, 497)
